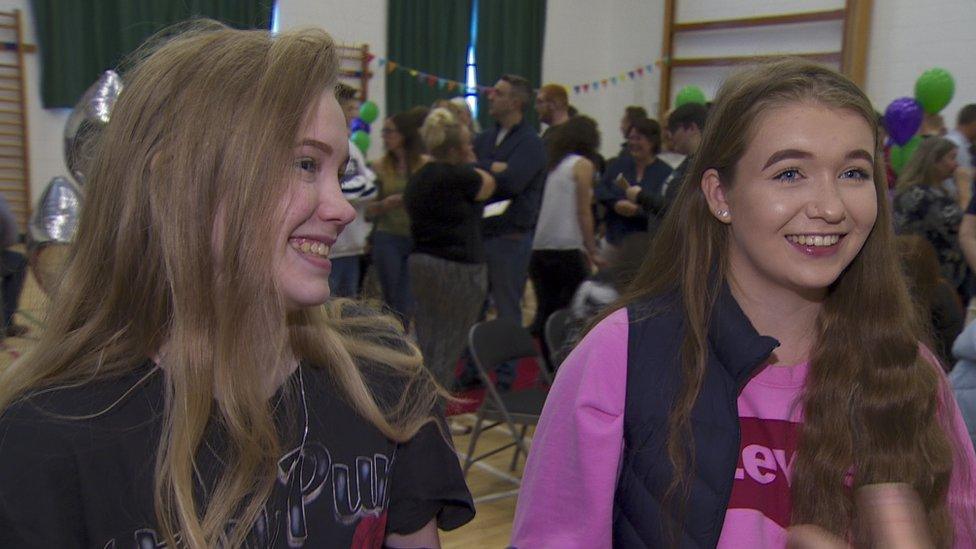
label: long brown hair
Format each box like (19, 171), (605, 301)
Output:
(608, 59), (959, 543)
(378, 106), (428, 178)
(896, 136), (958, 191)
(0, 22), (438, 547)
(545, 115), (600, 172)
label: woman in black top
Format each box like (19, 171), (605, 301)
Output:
(404, 108), (495, 388)
(893, 137), (968, 297)
(0, 23), (473, 548)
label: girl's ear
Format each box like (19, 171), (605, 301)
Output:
(701, 168), (732, 224)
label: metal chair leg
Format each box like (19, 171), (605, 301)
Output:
(463, 410), (485, 476)
(509, 424), (529, 471)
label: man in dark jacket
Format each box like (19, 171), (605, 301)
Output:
(469, 74), (546, 389)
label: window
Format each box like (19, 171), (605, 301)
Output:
(464, 0), (479, 118)
(270, 1), (280, 33)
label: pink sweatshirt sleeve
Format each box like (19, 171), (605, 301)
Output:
(922, 346), (976, 547)
(941, 376), (976, 547)
(510, 308), (629, 549)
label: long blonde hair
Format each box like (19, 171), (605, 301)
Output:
(606, 59), (958, 544)
(0, 22), (438, 547)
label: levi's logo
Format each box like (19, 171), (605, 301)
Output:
(727, 417), (800, 528)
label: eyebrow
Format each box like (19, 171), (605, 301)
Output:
(762, 148), (875, 170)
(298, 139), (333, 155)
(844, 149), (874, 164)
(762, 149), (813, 170)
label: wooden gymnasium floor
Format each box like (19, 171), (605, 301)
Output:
(1, 247), (531, 548)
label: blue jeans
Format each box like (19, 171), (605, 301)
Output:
(329, 256), (361, 298)
(484, 232), (534, 323)
(463, 232), (534, 387)
(371, 231), (414, 322)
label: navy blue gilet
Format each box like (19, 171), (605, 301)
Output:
(611, 288), (779, 547)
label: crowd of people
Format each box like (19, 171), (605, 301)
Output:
(0, 19), (975, 548)
(331, 73), (719, 393)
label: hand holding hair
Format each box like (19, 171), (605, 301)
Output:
(787, 483), (934, 549)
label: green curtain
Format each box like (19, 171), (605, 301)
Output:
(474, 0), (546, 130)
(31, 0), (273, 108)
(385, 0), (472, 120)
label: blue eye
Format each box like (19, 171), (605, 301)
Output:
(841, 168), (870, 181)
(774, 168), (801, 182)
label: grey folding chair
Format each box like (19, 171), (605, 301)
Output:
(544, 307), (577, 371)
(462, 318), (549, 478)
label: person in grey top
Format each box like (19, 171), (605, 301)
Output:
(0, 193), (26, 337)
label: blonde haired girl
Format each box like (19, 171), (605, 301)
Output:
(0, 22), (472, 548)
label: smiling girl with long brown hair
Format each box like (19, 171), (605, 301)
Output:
(513, 59), (976, 548)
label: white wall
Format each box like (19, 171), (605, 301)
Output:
(542, 0), (976, 156)
(542, 0), (662, 159)
(277, 0), (387, 159)
(866, 0), (976, 129)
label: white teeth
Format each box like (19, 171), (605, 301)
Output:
(787, 234), (839, 247)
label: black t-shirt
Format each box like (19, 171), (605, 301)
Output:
(0, 361), (474, 548)
(404, 162), (485, 264)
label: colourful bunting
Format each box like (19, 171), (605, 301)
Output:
(370, 55), (658, 98)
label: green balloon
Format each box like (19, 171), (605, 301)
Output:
(351, 130), (370, 154)
(675, 86), (706, 107)
(914, 68), (955, 115)
(889, 135), (922, 174)
(359, 101), (379, 124)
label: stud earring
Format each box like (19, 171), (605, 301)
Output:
(717, 209), (729, 218)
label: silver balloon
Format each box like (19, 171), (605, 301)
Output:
(64, 70), (123, 185)
(27, 177), (82, 295)
(29, 176), (81, 244)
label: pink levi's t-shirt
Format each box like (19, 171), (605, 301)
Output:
(511, 308), (976, 549)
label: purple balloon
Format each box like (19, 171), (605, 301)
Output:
(350, 118), (370, 134)
(884, 97), (923, 146)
